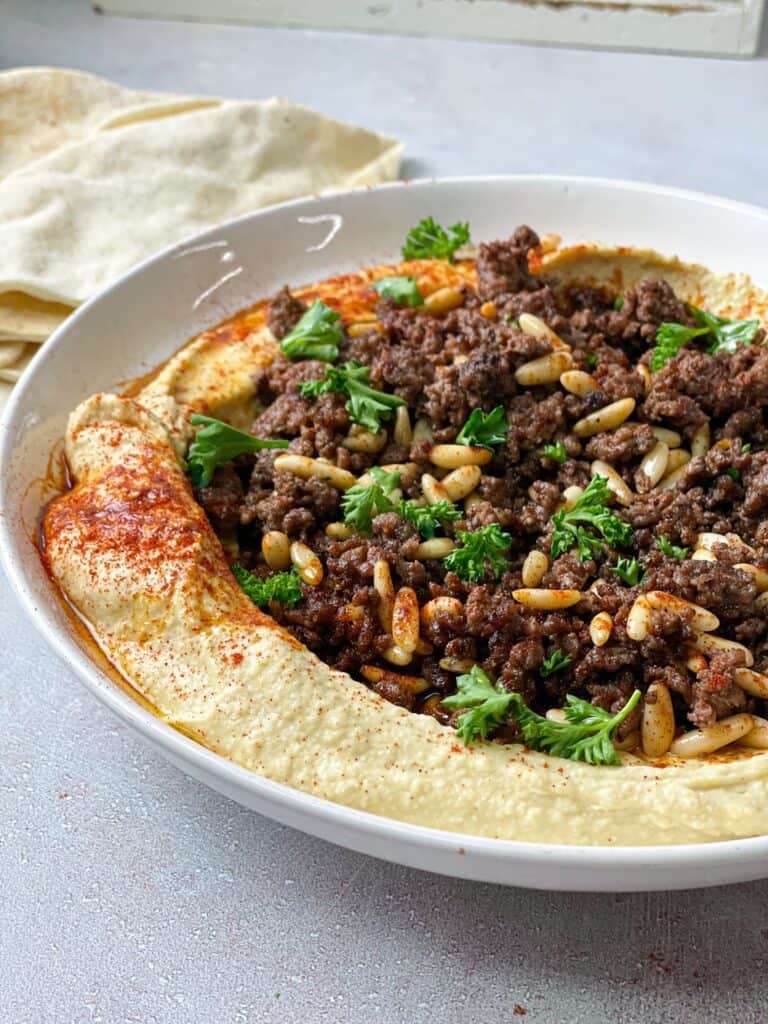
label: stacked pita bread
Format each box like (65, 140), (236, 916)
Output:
(0, 67), (403, 410)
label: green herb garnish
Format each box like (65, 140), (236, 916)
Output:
(299, 360), (405, 432)
(610, 557), (645, 587)
(743, 443), (752, 454)
(613, 297), (624, 311)
(650, 322), (710, 372)
(584, 353), (598, 369)
(455, 406), (508, 449)
(656, 535), (689, 560)
(540, 649), (573, 678)
(443, 523), (512, 581)
(542, 440), (567, 464)
(187, 414), (289, 488)
(442, 665), (641, 764)
(279, 300), (342, 363)
(401, 217), (471, 263)
(651, 304), (761, 371)
(372, 275), (424, 308)
(232, 564), (302, 609)
(550, 476), (633, 562)
(341, 467), (401, 534)
(725, 467), (742, 483)
(398, 498), (461, 539)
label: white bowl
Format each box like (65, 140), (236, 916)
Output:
(4, 176), (768, 892)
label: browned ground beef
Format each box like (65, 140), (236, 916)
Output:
(195, 227), (768, 740)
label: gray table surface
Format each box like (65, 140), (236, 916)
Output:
(3, 2), (768, 1021)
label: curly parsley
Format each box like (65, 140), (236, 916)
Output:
(455, 406), (508, 449)
(187, 415), (289, 488)
(341, 467), (401, 534)
(610, 557), (645, 587)
(443, 523), (512, 581)
(398, 498), (461, 539)
(541, 439), (567, 464)
(656, 535), (689, 560)
(372, 275), (423, 308)
(540, 649), (573, 678)
(401, 217), (471, 263)
(550, 476), (634, 562)
(651, 304), (761, 371)
(232, 565), (302, 609)
(280, 300), (342, 363)
(299, 360), (405, 433)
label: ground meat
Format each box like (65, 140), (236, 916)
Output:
(267, 286), (307, 339)
(195, 464), (243, 529)
(476, 225), (540, 299)
(585, 423), (656, 465)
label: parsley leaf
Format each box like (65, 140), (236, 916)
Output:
(611, 557), (645, 587)
(656, 535), (689, 560)
(650, 322), (709, 372)
(540, 649), (573, 678)
(613, 297), (624, 311)
(442, 666), (514, 744)
(341, 467), (401, 533)
(584, 353), (598, 370)
(187, 414), (289, 488)
(550, 476), (633, 562)
(725, 467), (742, 483)
(398, 498), (461, 539)
(688, 304), (761, 354)
(372, 275), (424, 308)
(279, 300), (342, 363)
(402, 217), (471, 262)
(743, 443), (753, 454)
(455, 406), (508, 449)
(299, 360), (405, 432)
(443, 523), (512, 581)
(232, 564), (302, 609)
(542, 439), (567, 464)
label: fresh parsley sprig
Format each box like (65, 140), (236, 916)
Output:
(232, 564), (302, 609)
(341, 467), (401, 534)
(542, 440), (567, 464)
(650, 304), (761, 371)
(398, 498), (461, 539)
(550, 476), (634, 562)
(372, 276), (424, 308)
(280, 300), (342, 363)
(611, 557), (645, 587)
(187, 414), (289, 488)
(456, 406), (508, 449)
(299, 360), (405, 433)
(442, 666), (515, 744)
(656, 535), (689, 560)
(402, 217), (471, 263)
(443, 523), (512, 581)
(650, 322), (709, 372)
(540, 649), (573, 678)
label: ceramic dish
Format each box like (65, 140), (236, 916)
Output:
(3, 175), (768, 891)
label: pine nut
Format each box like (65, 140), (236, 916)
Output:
(515, 351), (573, 386)
(626, 596), (653, 641)
(360, 664), (429, 693)
(421, 473), (450, 505)
(641, 682), (675, 758)
(373, 559), (395, 632)
(733, 668), (768, 700)
(650, 426), (682, 448)
(546, 708), (567, 722)
(392, 587), (420, 654)
(572, 397), (636, 438)
(690, 633), (754, 667)
(644, 591), (719, 632)
(464, 491), (483, 510)
(636, 441), (669, 493)
(261, 530), (291, 570)
(521, 550), (549, 588)
(589, 611), (613, 647)
(289, 541), (323, 586)
(439, 657), (476, 674)
(664, 449), (692, 475)
(393, 405), (413, 448)
(614, 730), (641, 752)
(382, 643), (414, 667)
(416, 537), (455, 559)
(274, 453), (357, 491)
(758, 593), (768, 613)
(734, 563), (768, 592)
(423, 286), (463, 315)
(412, 417), (433, 444)
(686, 653), (708, 673)
(560, 369), (597, 396)
(690, 422), (711, 458)
(512, 588), (582, 610)
(669, 714), (755, 758)
(430, 444), (492, 469)
(325, 522), (354, 540)
(561, 485), (584, 511)
(441, 464), (481, 501)
(591, 460), (633, 506)
(691, 548), (716, 562)
(696, 532), (756, 556)
(347, 320), (380, 338)
(518, 312), (570, 350)
(480, 301), (497, 319)
(657, 462), (689, 492)
(637, 364), (652, 394)
(420, 596), (463, 627)
(741, 716), (768, 750)
(342, 426), (387, 453)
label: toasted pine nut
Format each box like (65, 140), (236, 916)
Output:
(657, 462), (689, 492)
(651, 426), (682, 448)
(339, 603), (365, 624)
(615, 730), (641, 752)
(439, 657), (476, 674)
(415, 639), (433, 656)
(691, 548), (716, 562)
(690, 633), (754, 667)
(441, 464), (481, 501)
(636, 442), (669, 493)
(663, 449), (692, 475)
(391, 587), (420, 654)
(382, 643), (414, 667)
(561, 485), (584, 511)
(637, 364), (652, 394)
(626, 596), (653, 641)
(758, 592), (768, 613)
(325, 522), (353, 540)
(591, 460), (633, 506)
(512, 588), (582, 610)
(420, 596), (463, 627)
(740, 716), (768, 750)
(412, 417), (433, 444)
(572, 397), (636, 438)
(560, 369), (597, 396)
(644, 591), (719, 632)
(373, 559), (395, 632)
(669, 714), (755, 758)
(546, 708), (567, 723)
(430, 444), (492, 469)
(522, 550), (549, 588)
(347, 320), (380, 338)
(423, 286), (463, 315)
(515, 351), (573, 386)
(342, 426), (387, 453)
(289, 541), (323, 586)
(733, 667), (768, 700)
(696, 532), (755, 556)
(641, 682), (676, 758)
(589, 611), (613, 647)
(274, 453), (357, 491)
(686, 653), (708, 673)
(480, 300), (497, 319)
(421, 472), (450, 505)
(261, 530), (291, 570)
(361, 664), (428, 693)
(735, 563), (768, 592)
(416, 537), (455, 559)
(393, 405), (412, 448)
(518, 312), (570, 350)
(691, 421), (711, 458)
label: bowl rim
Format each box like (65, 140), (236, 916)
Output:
(4, 172), (768, 874)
